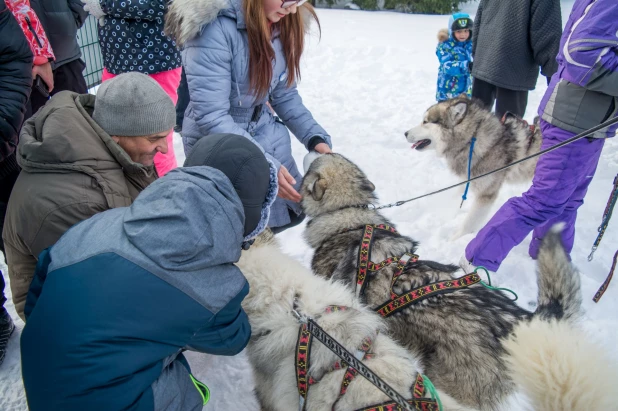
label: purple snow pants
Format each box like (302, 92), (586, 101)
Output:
(465, 120), (606, 271)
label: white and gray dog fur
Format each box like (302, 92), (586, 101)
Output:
(299, 153), (617, 410)
(404, 96), (542, 238)
(236, 230), (474, 411)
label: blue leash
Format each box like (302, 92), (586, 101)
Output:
(460, 137), (476, 208)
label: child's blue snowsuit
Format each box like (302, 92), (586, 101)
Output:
(436, 13), (473, 101)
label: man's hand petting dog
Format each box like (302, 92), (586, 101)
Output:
(277, 165), (302, 202)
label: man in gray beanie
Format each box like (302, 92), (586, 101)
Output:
(3, 72), (176, 321)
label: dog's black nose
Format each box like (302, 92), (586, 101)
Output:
(404, 131), (408, 138)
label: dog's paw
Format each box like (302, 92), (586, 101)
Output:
(391, 270), (447, 306)
(391, 273), (416, 295)
(391, 271), (430, 296)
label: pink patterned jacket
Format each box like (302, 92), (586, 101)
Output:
(4, 0), (54, 65)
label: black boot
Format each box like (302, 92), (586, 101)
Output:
(0, 308), (15, 366)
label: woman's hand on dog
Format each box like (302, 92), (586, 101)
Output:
(277, 165), (302, 202)
(314, 143), (332, 154)
(278, 144), (331, 202)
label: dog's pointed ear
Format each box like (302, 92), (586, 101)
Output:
(312, 178), (328, 201)
(448, 101), (468, 126)
(306, 173), (328, 201)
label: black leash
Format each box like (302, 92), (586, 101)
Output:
(358, 116), (618, 211)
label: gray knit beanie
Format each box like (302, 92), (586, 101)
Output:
(93, 72), (176, 137)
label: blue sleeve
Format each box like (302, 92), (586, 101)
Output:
(183, 20), (281, 169)
(99, 0), (166, 20)
(270, 78), (332, 150)
(24, 248), (52, 321)
(185, 281), (251, 356)
(436, 42), (469, 76)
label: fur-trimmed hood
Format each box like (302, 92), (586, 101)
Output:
(165, 0), (232, 47)
(165, 0), (313, 47)
(183, 133), (279, 242)
(437, 28), (449, 43)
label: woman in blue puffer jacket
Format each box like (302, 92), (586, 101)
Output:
(165, 0), (333, 232)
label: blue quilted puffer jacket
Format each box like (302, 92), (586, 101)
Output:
(166, 0), (332, 227)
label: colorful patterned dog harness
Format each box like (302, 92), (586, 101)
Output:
(355, 225), (482, 318)
(294, 303), (439, 410)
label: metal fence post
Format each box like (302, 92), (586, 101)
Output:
(76, 16), (104, 89)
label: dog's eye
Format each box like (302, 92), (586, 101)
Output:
(423, 120), (429, 124)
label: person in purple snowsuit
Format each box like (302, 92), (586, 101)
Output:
(463, 0), (618, 272)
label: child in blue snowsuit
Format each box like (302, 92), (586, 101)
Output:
(436, 13), (473, 101)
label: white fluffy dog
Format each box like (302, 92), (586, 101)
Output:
(236, 230), (475, 411)
(503, 318), (618, 411)
(236, 230), (618, 411)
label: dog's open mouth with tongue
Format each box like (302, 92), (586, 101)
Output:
(411, 139), (431, 150)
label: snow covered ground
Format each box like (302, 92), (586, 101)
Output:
(2, 1), (616, 409)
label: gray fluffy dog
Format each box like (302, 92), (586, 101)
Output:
(405, 97), (542, 239)
(237, 230), (475, 411)
(300, 153), (584, 410)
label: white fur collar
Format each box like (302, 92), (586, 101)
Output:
(165, 0), (232, 47)
(165, 0), (314, 47)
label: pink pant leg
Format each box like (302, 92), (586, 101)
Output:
(100, 68), (181, 176)
(148, 68), (182, 176)
(101, 68), (115, 82)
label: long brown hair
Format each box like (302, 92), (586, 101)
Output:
(243, 0), (320, 101)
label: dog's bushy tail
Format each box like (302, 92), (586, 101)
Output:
(504, 318), (618, 411)
(534, 224), (582, 321)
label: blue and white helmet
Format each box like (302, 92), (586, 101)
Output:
(449, 12), (473, 38)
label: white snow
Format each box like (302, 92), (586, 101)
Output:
(2, 1), (616, 409)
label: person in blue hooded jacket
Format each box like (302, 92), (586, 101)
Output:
(435, 13), (473, 101)
(20, 133), (278, 411)
(165, 0), (333, 234)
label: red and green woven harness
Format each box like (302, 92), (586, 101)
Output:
(357, 224), (481, 318)
(295, 304), (440, 411)
(293, 224), (481, 410)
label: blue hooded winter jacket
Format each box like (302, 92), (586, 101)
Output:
(21, 167), (255, 411)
